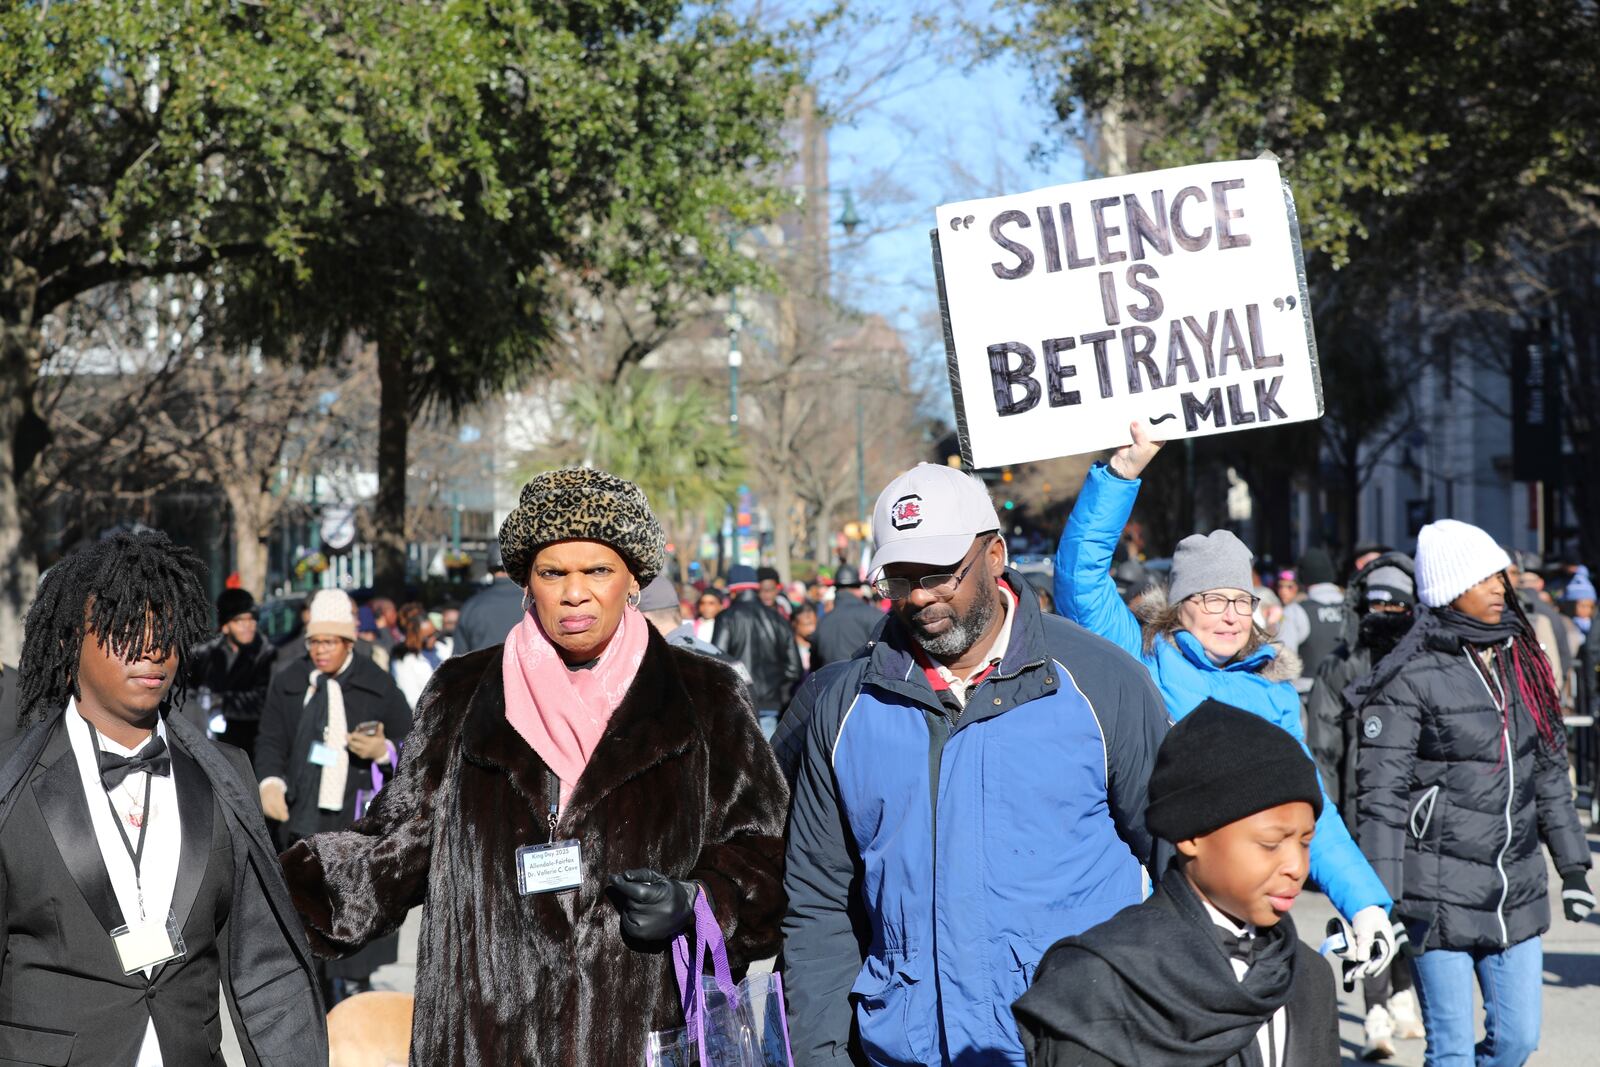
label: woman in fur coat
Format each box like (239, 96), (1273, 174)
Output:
(280, 468), (789, 1065)
(1053, 420), (1396, 968)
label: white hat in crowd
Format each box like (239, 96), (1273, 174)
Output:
(870, 463), (1002, 573)
(305, 588), (358, 641)
(1414, 519), (1511, 609)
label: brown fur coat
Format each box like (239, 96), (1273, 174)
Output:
(281, 630), (788, 1066)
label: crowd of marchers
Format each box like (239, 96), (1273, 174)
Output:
(0, 422), (1591, 1067)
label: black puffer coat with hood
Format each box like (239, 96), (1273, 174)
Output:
(1350, 608), (1590, 952)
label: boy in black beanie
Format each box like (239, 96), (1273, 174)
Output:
(1014, 699), (1339, 1067)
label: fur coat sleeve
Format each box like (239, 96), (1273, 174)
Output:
(684, 659), (788, 965)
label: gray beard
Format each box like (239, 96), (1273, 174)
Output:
(912, 583), (999, 660)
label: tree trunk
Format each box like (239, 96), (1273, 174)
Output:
(374, 338), (411, 597)
(0, 282), (43, 665)
(768, 480), (795, 584)
(813, 504), (833, 569)
(0, 385), (30, 666)
(223, 482), (271, 597)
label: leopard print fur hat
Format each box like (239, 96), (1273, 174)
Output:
(498, 467), (665, 587)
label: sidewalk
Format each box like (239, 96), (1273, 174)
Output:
(1301, 829), (1600, 1066)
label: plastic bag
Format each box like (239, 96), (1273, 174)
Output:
(644, 893), (795, 1067)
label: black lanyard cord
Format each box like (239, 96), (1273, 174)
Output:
(546, 768), (560, 843)
(92, 729), (154, 921)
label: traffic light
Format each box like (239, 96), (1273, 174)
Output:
(1003, 500), (1015, 511)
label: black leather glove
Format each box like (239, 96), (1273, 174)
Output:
(608, 869), (698, 941)
(1561, 868), (1594, 923)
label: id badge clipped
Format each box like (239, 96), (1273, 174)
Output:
(111, 909), (186, 975)
(308, 740), (339, 767)
(516, 840), (582, 896)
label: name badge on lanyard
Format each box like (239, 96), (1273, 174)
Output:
(111, 910), (187, 975)
(516, 769), (581, 896)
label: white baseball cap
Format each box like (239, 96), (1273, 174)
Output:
(870, 463), (1002, 574)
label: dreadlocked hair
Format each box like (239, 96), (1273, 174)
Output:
(17, 529), (211, 729)
(1499, 573), (1565, 752)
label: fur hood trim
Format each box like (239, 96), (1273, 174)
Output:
(1134, 584), (1301, 682)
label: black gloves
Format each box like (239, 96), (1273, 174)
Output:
(608, 869), (698, 941)
(1561, 869), (1594, 923)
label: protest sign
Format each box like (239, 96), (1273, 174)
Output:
(932, 157), (1323, 469)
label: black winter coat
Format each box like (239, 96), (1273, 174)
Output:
(1307, 643), (1366, 829)
(280, 629), (789, 1067)
(189, 633), (278, 724)
(808, 592), (883, 671)
(1353, 610), (1590, 952)
(712, 591), (802, 710)
(255, 652), (413, 841)
(454, 576), (525, 653)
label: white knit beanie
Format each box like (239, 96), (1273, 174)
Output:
(305, 588), (358, 641)
(1414, 520), (1511, 609)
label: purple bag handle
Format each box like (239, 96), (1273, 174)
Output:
(354, 740), (400, 821)
(671, 890), (738, 1038)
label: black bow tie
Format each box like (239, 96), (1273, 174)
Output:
(1216, 928), (1259, 966)
(97, 735), (171, 790)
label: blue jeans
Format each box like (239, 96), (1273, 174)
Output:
(1412, 936), (1542, 1067)
(757, 710), (779, 741)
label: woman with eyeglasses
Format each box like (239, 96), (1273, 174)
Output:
(1054, 420), (1397, 972)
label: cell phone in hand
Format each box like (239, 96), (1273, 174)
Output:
(356, 721), (382, 736)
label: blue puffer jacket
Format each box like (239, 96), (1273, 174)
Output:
(1054, 463), (1391, 921)
(782, 571), (1170, 1066)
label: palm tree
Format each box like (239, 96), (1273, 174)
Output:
(530, 372), (745, 574)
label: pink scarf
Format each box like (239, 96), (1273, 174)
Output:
(502, 605), (649, 809)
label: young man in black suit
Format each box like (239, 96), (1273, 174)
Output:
(0, 530), (326, 1066)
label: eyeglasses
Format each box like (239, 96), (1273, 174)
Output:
(873, 537), (992, 601)
(1189, 592), (1261, 616)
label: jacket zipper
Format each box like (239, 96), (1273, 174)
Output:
(1464, 646), (1514, 947)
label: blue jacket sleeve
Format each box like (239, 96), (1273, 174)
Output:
(1265, 678), (1393, 917)
(781, 677), (865, 1065)
(1310, 775), (1393, 919)
(1054, 464), (1145, 661)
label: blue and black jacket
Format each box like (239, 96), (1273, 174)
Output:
(781, 569), (1169, 1066)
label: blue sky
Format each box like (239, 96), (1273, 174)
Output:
(817, 3), (1082, 399)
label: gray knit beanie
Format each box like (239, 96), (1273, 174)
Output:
(1168, 530), (1256, 604)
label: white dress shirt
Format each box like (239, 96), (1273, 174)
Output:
(1202, 896), (1286, 1067)
(67, 702), (183, 1067)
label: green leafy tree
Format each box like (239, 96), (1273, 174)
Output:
(532, 372), (747, 571)
(997, 0), (1599, 271)
(222, 1), (797, 594)
(0, 2), (797, 654)
(997, 0), (1599, 555)
(0, 3), (482, 660)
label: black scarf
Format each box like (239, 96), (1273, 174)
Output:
(1014, 865), (1299, 1067)
(1428, 606), (1523, 647)
(1346, 605), (1522, 711)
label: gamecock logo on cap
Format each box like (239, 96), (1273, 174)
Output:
(890, 494), (923, 531)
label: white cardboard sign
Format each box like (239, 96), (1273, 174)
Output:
(932, 157), (1323, 469)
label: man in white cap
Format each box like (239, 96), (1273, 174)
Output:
(782, 463), (1170, 1067)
